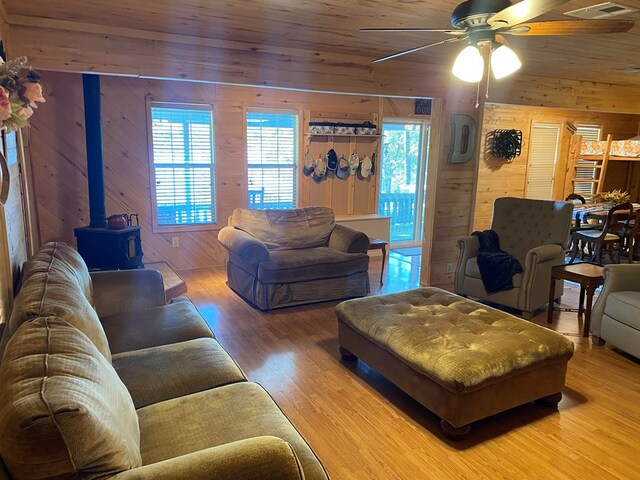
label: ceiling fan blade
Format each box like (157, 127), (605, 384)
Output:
(502, 19), (635, 36)
(488, 0), (570, 28)
(360, 28), (465, 35)
(371, 36), (466, 64)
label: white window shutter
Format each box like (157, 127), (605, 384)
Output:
(246, 110), (298, 210)
(150, 105), (216, 226)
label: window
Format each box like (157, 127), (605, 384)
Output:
(149, 103), (216, 227)
(246, 109), (298, 210)
(574, 124), (602, 196)
(525, 123), (561, 200)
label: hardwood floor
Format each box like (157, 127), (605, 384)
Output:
(178, 256), (640, 480)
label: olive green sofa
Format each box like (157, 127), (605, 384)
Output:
(0, 242), (328, 480)
(218, 207), (370, 310)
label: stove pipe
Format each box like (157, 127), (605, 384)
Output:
(82, 74), (107, 228)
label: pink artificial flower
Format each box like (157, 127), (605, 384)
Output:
(0, 86), (11, 121)
(23, 81), (45, 106)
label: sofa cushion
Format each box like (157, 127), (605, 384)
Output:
(136, 382), (328, 480)
(257, 247), (369, 284)
(20, 242), (93, 302)
(231, 207), (335, 250)
(112, 338), (247, 408)
(101, 300), (214, 354)
(0, 317), (141, 480)
(604, 291), (640, 330)
(9, 268), (111, 361)
(465, 257), (522, 288)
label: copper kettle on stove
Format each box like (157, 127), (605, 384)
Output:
(107, 214), (129, 230)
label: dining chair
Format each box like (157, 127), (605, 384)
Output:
(623, 210), (640, 263)
(565, 193), (586, 204)
(569, 202), (634, 265)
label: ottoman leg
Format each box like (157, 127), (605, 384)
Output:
(535, 392), (563, 408)
(339, 346), (358, 361)
(440, 420), (471, 441)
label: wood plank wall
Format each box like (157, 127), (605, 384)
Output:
(28, 72), (438, 272)
(473, 104), (640, 231)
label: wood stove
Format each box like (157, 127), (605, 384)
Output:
(74, 74), (144, 270)
(75, 226), (143, 270)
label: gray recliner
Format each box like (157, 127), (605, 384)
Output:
(218, 206), (370, 310)
(591, 264), (640, 358)
(455, 197), (574, 319)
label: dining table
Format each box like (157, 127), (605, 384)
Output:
(572, 203), (640, 229)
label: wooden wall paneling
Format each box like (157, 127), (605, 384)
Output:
(419, 98), (443, 286)
(5, 10), (640, 112)
(422, 90), (482, 288)
(29, 71), (392, 270)
(474, 104), (640, 231)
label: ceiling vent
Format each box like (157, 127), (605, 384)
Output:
(565, 2), (638, 19)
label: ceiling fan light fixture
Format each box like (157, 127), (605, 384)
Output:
(452, 45), (484, 83)
(491, 45), (522, 79)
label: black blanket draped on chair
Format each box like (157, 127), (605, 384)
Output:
(472, 230), (523, 293)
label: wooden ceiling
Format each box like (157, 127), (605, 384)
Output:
(2, 0), (640, 96)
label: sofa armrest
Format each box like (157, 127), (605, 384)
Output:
(110, 437), (304, 480)
(455, 236), (479, 294)
(591, 264), (640, 340)
(218, 227), (270, 264)
(91, 270), (167, 319)
(329, 224), (370, 253)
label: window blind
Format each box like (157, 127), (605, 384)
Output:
(246, 110), (298, 210)
(574, 125), (602, 196)
(150, 106), (216, 226)
(525, 124), (560, 200)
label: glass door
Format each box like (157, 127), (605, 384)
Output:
(379, 120), (429, 245)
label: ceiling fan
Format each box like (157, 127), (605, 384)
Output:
(362, 0), (635, 82)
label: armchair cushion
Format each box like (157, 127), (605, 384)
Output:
(257, 247), (369, 284)
(465, 258), (522, 288)
(230, 206), (335, 250)
(603, 292), (640, 330)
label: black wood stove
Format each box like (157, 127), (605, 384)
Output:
(74, 74), (143, 270)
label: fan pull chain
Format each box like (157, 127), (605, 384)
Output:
(475, 81), (480, 109)
(486, 58), (491, 99)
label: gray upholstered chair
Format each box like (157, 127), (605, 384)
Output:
(590, 264), (640, 358)
(218, 206), (370, 310)
(455, 197), (574, 319)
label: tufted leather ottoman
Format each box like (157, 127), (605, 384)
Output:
(335, 287), (574, 439)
